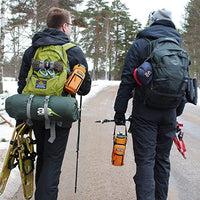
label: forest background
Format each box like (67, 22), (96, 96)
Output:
(0, 0), (199, 94)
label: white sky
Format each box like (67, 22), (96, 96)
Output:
(119, 0), (190, 29)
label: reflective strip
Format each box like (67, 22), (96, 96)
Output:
(62, 43), (76, 51)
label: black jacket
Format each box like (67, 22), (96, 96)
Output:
(18, 28), (91, 96)
(114, 20), (185, 115)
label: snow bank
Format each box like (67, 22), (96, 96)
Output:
(0, 77), (199, 199)
(77, 80), (120, 104)
(0, 79), (120, 148)
(0, 78), (199, 147)
(0, 79), (120, 199)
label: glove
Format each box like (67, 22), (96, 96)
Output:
(114, 112), (125, 125)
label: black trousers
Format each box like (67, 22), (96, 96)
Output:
(33, 121), (71, 200)
(131, 102), (176, 200)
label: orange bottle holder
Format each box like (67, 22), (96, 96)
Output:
(111, 125), (127, 166)
(64, 65), (86, 94)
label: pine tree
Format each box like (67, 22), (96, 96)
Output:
(58, 0), (86, 43)
(111, 0), (141, 79)
(80, 0), (109, 80)
(6, 0), (36, 80)
(100, 6), (114, 80)
(5, 0), (81, 79)
(182, 0), (200, 81)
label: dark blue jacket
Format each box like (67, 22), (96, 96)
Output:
(114, 20), (184, 114)
(18, 28), (91, 96)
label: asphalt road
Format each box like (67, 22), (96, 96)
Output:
(8, 85), (200, 200)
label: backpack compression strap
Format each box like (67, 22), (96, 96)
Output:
(47, 43), (76, 143)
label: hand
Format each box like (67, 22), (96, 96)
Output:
(114, 112), (125, 125)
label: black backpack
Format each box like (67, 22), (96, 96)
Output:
(143, 37), (190, 109)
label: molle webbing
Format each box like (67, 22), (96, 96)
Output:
(31, 59), (63, 72)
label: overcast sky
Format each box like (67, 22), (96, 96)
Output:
(119, 0), (190, 29)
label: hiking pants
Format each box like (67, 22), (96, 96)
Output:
(131, 102), (176, 200)
(33, 121), (71, 200)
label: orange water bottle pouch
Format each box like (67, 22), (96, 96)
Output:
(111, 125), (127, 166)
(64, 64), (86, 94)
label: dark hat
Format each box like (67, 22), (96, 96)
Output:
(133, 62), (153, 85)
(149, 8), (172, 26)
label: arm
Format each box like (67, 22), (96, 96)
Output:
(66, 46), (91, 96)
(114, 39), (148, 113)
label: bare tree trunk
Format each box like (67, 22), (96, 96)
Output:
(105, 16), (110, 80)
(0, 0), (6, 93)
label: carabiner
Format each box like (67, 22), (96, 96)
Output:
(39, 68), (48, 77)
(47, 69), (55, 78)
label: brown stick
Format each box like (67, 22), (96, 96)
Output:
(0, 114), (14, 127)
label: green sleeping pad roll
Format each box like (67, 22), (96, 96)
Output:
(5, 94), (78, 122)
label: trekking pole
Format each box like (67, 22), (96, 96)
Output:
(95, 116), (132, 124)
(75, 95), (82, 193)
(95, 119), (115, 123)
(95, 116), (132, 133)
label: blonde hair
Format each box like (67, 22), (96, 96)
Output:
(46, 7), (71, 29)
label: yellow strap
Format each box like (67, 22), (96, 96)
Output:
(62, 43), (76, 51)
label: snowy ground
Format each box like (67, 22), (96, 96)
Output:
(0, 78), (120, 199)
(0, 78), (199, 199)
(0, 77), (199, 148)
(0, 78), (120, 148)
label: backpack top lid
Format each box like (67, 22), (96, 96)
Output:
(133, 62), (153, 86)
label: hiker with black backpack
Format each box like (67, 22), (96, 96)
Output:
(17, 7), (91, 200)
(114, 8), (191, 200)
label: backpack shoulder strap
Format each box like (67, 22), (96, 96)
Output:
(62, 43), (76, 51)
(142, 37), (154, 61)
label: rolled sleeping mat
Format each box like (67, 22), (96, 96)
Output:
(5, 94), (78, 122)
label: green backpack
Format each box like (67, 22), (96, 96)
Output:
(23, 43), (76, 96)
(144, 37), (190, 109)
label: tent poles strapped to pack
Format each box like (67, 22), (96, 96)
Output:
(74, 95), (82, 193)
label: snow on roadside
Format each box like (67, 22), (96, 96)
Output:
(0, 77), (199, 199)
(77, 80), (120, 105)
(0, 79), (120, 149)
(0, 79), (120, 199)
(0, 78), (199, 147)
(0, 78), (19, 200)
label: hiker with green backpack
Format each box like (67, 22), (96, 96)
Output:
(114, 8), (195, 200)
(17, 7), (91, 200)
